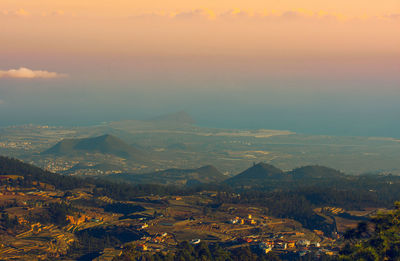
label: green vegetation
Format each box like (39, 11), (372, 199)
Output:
(340, 202), (400, 261)
(27, 202), (76, 226)
(0, 156), (192, 196)
(0, 213), (20, 230)
(0, 156), (87, 190)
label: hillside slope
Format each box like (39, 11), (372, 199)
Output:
(107, 165), (226, 185)
(224, 163), (286, 187)
(42, 134), (145, 160)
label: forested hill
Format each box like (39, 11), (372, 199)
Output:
(3, 155), (400, 199)
(3, 155), (400, 235)
(224, 163), (400, 190)
(3, 155), (400, 206)
(107, 165), (226, 185)
(224, 163), (285, 186)
(0, 156), (190, 197)
(289, 165), (345, 180)
(0, 156), (87, 190)
(42, 134), (145, 160)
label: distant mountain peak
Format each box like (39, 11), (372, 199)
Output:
(224, 162), (284, 186)
(148, 111), (195, 125)
(95, 134), (121, 142)
(91, 133), (114, 141)
(241, 162), (283, 177)
(42, 134), (144, 160)
(253, 162), (280, 170)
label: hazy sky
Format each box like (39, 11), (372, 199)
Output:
(0, 1), (399, 136)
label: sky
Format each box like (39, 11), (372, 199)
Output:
(0, 0), (399, 137)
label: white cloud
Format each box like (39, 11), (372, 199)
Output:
(0, 67), (67, 79)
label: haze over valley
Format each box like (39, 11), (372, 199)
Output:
(1, 111), (400, 178)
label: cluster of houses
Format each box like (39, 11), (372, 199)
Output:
(259, 239), (319, 253)
(229, 214), (257, 225)
(136, 232), (175, 253)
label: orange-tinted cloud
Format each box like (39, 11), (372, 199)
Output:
(384, 13), (400, 20)
(1, 8), (30, 17)
(0, 6), (398, 62)
(128, 8), (400, 22)
(171, 8), (217, 20)
(0, 67), (67, 79)
(2, 6), (398, 23)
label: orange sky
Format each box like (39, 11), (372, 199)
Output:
(1, 0), (399, 74)
(1, 0), (400, 135)
(1, 0), (399, 16)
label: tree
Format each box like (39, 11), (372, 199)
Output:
(340, 202), (400, 260)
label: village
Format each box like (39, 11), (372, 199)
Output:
(0, 173), (376, 260)
(124, 195), (342, 259)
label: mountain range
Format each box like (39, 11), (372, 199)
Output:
(103, 161), (351, 188)
(224, 163), (348, 188)
(39, 131), (375, 189)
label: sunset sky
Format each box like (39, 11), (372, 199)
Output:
(0, 1), (399, 136)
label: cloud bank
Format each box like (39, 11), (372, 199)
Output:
(0, 67), (67, 79)
(132, 8), (400, 22)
